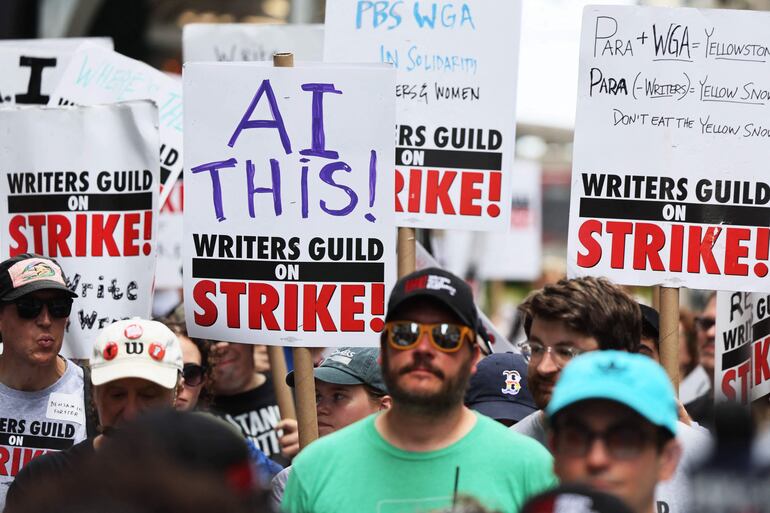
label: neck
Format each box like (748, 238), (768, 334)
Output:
(216, 371), (264, 396)
(376, 402), (477, 452)
(0, 354), (66, 391)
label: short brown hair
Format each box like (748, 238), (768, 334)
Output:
(519, 276), (641, 352)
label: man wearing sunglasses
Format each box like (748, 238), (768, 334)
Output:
(0, 254), (83, 510)
(547, 351), (682, 513)
(283, 268), (556, 513)
(683, 293), (716, 429)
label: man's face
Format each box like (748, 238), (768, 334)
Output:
(209, 341), (255, 395)
(315, 380), (381, 437)
(696, 296), (717, 376)
(94, 377), (175, 428)
(382, 299), (479, 414)
(550, 401), (680, 513)
(638, 337), (660, 363)
(526, 317), (599, 409)
(0, 290), (69, 367)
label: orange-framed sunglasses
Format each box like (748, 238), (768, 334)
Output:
(383, 321), (473, 353)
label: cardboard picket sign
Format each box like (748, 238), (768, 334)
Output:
(568, 6), (770, 292)
(750, 293), (770, 402)
(0, 38), (112, 50)
(47, 45), (183, 208)
(716, 291), (753, 404)
(324, 0), (522, 232)
(156, 179), (184, 289)
(183, 62), (396, 346)
(183, 24), (324, 62)
(0, 101), (159, 358)
(0, 46), (78, 107)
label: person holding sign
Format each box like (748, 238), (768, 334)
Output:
(282, 268), (556, 513)
(546, 351), (682, 513)
(0, 254), (86, 511)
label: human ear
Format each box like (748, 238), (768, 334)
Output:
(657, 438), (682, 483)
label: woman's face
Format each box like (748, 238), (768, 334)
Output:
(175, 335), (204, 411)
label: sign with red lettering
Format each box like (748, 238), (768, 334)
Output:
(568, 6), (770, 292)
(156, 179), (184, 289)
(716, 292), (752, 404)
(48, 45), (182, 208)
(324, 1), (521, 231)
(183, 63), (396, 346)
(0, 101), (159, 358)
(751, 293), (770, 402)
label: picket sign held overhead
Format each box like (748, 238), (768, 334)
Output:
(0, 38), (113, 50)
(325, 0), (522, 232)
(183, 24), (324, 63)
(183, 60), (397, 347)
(48, 45), (183, 208)
(0, 45), (79, 108)
(0, 101), (160, 358)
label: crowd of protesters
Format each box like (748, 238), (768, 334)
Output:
(1, 252), (769, 513)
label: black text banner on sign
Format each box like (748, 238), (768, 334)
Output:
(324, 0), (522, 231)
(0, 101), (160, 359)
(183, 63), (396, 347)
(568, 6), (770, 293)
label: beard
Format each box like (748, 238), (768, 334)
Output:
(382, 349), (474, 415)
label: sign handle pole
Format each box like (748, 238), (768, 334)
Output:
(274, 51), (319, 449)
(267, 346), (296, 420)
(398, 227), (416, 277)
(652, 285), (660, 312)
(659, 286), (680, 396)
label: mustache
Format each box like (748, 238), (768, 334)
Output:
(399, 354), (444, 379)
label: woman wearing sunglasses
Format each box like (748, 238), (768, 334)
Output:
(163, 321), (212, 412)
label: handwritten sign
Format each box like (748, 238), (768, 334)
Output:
(0, 101), (159, 358)
(568, 6), (770, 292)
(183, 24), (323, 62)
(324, 0), (522, 231)
(48, 45), (183, 208)
(183, 63), (396, 346)
(0, 46), (76, 107)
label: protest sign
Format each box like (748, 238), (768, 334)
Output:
(183, 24), (323, 62)
(0, 101), (159, 358)
(156, 179), (184, 289)
(48, 45), (183, 207)
(183, 62), (396, 346)
(324, 1), (522, 231)
(0, 38), (112, 50)
(568, 6), (770, 292)
(0, 46), (76, 107)
(715, 291), (770, 404)
(716, 291), (753, 404)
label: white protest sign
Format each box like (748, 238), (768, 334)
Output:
(324, 1), (521, 231)
(716, 291), (752, 404)
(0, 46), (77, 107)
(0, 101), (159, 358)
(183, 24), (323, 62)
(568, 6), (770, 292)
(48, 45), (183, 207)
(183, 63), (396, 346)
(750, 293), (770, 402)
(156, 179), (184, 289)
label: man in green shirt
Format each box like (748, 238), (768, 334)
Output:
(283, 268), (557, 513)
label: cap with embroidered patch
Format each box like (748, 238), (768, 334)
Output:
(91, 318), (183, 389)
(546, 350), (678, 436)
(465, 352), (536, 423)
(0, 253), (78, 301)
(286, 347), (386, 394)
(385, 267), (487, 342)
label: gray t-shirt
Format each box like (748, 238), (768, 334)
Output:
(511, 410), (712, 513)
(271, 465), (292, 507)
(0, 360), (88, 510)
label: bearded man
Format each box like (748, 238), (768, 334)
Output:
(282, 268), (556, 513)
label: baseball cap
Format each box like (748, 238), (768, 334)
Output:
(465, 352), (536, 423)
(546, 350), (677, 436)
(286, 347), (387, 394)
(0, 253), (78, 301)
(385, 267), (488, 341)
(91, 318), (183, 389)
(521, 484), (634, 513)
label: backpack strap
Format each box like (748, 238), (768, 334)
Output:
(72, 359), (99, 438)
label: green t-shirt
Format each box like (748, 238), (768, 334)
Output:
(282, 412), (557, 513)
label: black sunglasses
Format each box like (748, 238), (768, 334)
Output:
(10, 297), (73, 319)
(183, 363), (206, 387)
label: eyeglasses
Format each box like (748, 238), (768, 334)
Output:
(695, 316), (716, 332)
(383, 321), (472, 353)
(520, 341), (581, 367)
(9, 297), (73, 319)
(553, 423), (658, 460)
(182, 363), (206, 387)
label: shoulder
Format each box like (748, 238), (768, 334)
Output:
(293, 416), (373, 467)
(475, 414), (552, 461)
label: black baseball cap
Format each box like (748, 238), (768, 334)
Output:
(640, 303), (659, 338)
(465, 352), (536, 423)
(0, 253), (77, 301)
(385, 267), (488, 342)
(521, 484), (635, 513)
(286, 347), (387, 394)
